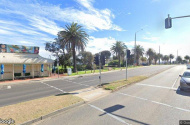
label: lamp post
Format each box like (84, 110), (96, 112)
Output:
(134, 29), (143, 66)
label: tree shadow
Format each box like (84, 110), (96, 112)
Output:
(175, 87), (190, 97)
(99, 104), (150, 125)
(55, 92), (79, 96)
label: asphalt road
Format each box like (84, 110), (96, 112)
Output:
(0, 65), (174, 107)
(38, 65), (190, 125)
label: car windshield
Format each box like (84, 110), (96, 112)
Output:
(183, 72), (190, 78)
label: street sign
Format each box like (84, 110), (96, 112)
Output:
(127, 50), (131, 59)
(67, 68), (72, 76)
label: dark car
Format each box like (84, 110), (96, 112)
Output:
(179, 71), (190, 91)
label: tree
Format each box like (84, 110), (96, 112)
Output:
(59, 22), (89, 72)
(141, 57), (147, 62)
(153, 52), (159, 65)
(176, 56), (183, 64)
(101, 50), (111, 59)
(169, 54), (174, 64)
(59, 52), (72, 71)
(77, 51), (93, 69)
(163, 55), (169, 64)
(111, 41), (127, 67)
(184, 55), (190, 63)
(132, 45), (144, 65)
(146, 48), (155, 65)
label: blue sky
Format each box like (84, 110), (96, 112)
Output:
(0, 0), (190, 59)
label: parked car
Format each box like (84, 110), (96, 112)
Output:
(179, 70), (190, 91)
(187, 64), (190, 69)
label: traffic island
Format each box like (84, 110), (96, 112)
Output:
(102, 76), (148, 91)
(0, 94), (84, 125)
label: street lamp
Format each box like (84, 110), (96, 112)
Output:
(134, 29), (143, 65)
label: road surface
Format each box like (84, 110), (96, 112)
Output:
(0, 65), (173, 107)
(38, 65), (190, 125)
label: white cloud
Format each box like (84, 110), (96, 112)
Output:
(0, 0), (123, 32)
(19, 41), (34, 45)
(143, 36), (159, 41)
(86, 36), (117, 54)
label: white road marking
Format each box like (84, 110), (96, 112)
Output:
(117, 92), (190, 113)
(7, 86), (11, 89)
(136, 83), (173, 90)
(66, 80), (90, 87)
(88, 104), (131, 125)
(41, 82), (66, 93)
(171, 76), (179, 89)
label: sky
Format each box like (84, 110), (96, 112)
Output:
(0, 0), (190, 60)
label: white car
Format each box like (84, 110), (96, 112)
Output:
(187, 64), (190, 69)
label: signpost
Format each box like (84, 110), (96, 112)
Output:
(126, 49), (128, 80)
(99, 52), (101, 86)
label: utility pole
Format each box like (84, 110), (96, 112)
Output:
(159, 46), (160, 65)
(99, 52), (101, 86)
(126, 49), (128, 80)
(134, 33), (137, 66)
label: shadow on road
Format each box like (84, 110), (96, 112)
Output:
(99, 104), (150, 125)
(176, 87), (190, 97)
(55, 92), (79, 96)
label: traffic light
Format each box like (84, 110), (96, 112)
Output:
(127, 50), (131, 59)
(94, 55), (99, 65)
(101, 55), (106, 65)
(165, 17), (172, 29)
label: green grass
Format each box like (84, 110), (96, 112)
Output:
(67, 65), (143, 76)
(103, 76), (148, 91)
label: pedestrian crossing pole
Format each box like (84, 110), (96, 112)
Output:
(99, 52), (102, 86)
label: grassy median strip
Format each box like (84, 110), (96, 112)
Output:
(103, 76), (148, 91)
(0, 94), (83, 125)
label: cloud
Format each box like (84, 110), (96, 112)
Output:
(86, 36), (117, 54)
(0, 0), (123, 32)
(143, 36), (159, 41)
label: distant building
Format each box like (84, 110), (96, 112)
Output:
(0, 44), (54, 80)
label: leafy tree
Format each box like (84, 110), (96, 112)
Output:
(176, 56), (183, 64)
(132, 45), (144, 65)
(59, 22), (89, 72)
(169, 54), (174, 64)
(111, 41), (127, 67)
(101, 50), (111, 59)
(146, 48), (155, 65)
(141, 57), (147, 62)
(59, 52), (72, 71)
(184, 55), (190, 63)
(77, 51), (93, 70)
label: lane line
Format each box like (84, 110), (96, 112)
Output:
(117, 92), (190, 113)
(66, 80), (90, 87)
(41, 82), (66, 93)
(171, 76), (179, 89)
(136, 83), (173, 90)
(88, 104), (130, 125)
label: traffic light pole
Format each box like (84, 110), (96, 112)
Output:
(126, 49), (128, 80)
(99, 52), (101, 86)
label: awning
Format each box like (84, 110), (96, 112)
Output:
(0, 53), (54, 64)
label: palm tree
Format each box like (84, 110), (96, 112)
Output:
(176, 56), (183, 64)
(133, 45), (144, 65)
(59, 22), (89, 72)
(184, 55), (190, 63)
(169, 54), (174, 64)
(146, 48), (155, 65)
(153, 52), (159, 65)
(111, 41), (126, 67)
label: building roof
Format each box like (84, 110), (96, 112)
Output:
(0, 53), (54, 64)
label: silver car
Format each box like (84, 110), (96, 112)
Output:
(179, 71), (190, 91)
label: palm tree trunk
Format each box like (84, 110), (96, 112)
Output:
(72, 43), (76, 73)
(118, 53), (121, 67)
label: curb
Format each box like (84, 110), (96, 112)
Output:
(20, 101), (85, 125)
